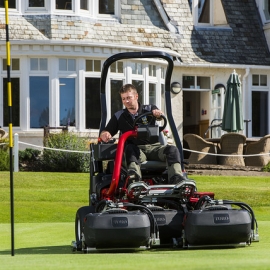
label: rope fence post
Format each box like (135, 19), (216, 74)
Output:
(14, 133), (19, 172)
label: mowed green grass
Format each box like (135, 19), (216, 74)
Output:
(0, 172), (270, 270)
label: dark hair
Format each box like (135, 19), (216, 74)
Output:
(119, 84), (137, 94)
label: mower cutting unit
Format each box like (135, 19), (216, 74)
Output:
(72, 51), (259, 253)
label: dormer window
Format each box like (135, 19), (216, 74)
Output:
(192, 0), (228, 27)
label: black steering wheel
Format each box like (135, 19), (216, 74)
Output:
(133, 111), (167, 133)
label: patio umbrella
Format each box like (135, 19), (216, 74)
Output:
(222, 70), (244, 132)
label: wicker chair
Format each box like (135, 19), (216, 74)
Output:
(183, 133), (217, 164)
(218, 133), (246, 166)
(0, 128), (8, 139)
(245, 135), (270, 166)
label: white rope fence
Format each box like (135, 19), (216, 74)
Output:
(1, 133), (269, 172)
(19, 141), (89, 154)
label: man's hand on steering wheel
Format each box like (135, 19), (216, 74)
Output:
(133, 111), (167, 133)
(152, 109), (164, 119)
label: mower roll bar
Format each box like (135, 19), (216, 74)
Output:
(99, 51), (185, 170)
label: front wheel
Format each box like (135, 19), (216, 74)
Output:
(75, 206), (95, 251)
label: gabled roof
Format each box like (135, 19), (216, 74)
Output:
(162, 0), (270, 65)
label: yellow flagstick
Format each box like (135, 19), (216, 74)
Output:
(4, 0), (15, 256)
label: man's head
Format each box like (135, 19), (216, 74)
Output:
(119, 84), (139, 112)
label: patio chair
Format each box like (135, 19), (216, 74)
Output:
(245, 134), (270, 167)
(183, 133), (217, 164)
(0, 128), (8, 140)
(218, 133), (246, 166)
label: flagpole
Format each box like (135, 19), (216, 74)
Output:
(4, 0), (15, 256)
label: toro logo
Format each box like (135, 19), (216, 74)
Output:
(112, 217), (128, 227)
(213, 213), (230, 224)
(154, 215), (166, 225)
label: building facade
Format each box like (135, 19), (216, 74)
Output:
(1, 0), (270, 149)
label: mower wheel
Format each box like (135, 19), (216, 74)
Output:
(75, 206), (95, 250)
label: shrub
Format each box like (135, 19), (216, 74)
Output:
(42, 132), (90, 172)
(262, 162), (270, 172)
(19, 148), (42, 171)
(0, 141), (10, 171)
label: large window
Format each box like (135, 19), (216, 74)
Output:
(3, 78), (20, 127)
(30, 76), (49, 128)
(59, 78), (75, 126)
(85, 77), (101, 129)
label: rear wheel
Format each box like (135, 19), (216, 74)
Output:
(75, 206), (95, 251)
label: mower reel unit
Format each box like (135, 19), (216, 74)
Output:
(72, 51), (259, 253)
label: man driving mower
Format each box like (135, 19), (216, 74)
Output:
(100, 83), (187, 185)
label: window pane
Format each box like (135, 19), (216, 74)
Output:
(94, 60), (101, 72)
(30, 58), (39, 70)
(131, 62), (142, 75)
(111, 62), (116, 73)
(68, 59), (76, 71)
(85, 78), (101, 129)
(59, 59), (67, 71)
(183, 76), (195, 88)
(260, 75), (267, 86)
(80, 0), (88, 10)
(252, 91), (268, 136)
(132, 80), (144, 104)
(12, 59), (20, 70)
(0, 0), (16, 8)
(149, 83), (156, 105)
(59, 78), (75, 126)
(2, 59), (6, 70)
(86, 60), (93, 71)
(161, 84), (165, 113)
(29, 0), (45, 7)
(149, 65), (156, 77)
(197, 76), (210, 89)
(56, 0), (72, 10)
(198, 0), (210, 23)
(99, 0), (114, 14)
(3, 78), (20, 127)
(161, 67), (165, 79)
(111, 80), (123, 117)
(40, 58), (48, 70)
(264, 0), (270, 20)
(252, 75), (259, 86)
(30, 76), (49, 128)
(118, 62), (123, 73)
